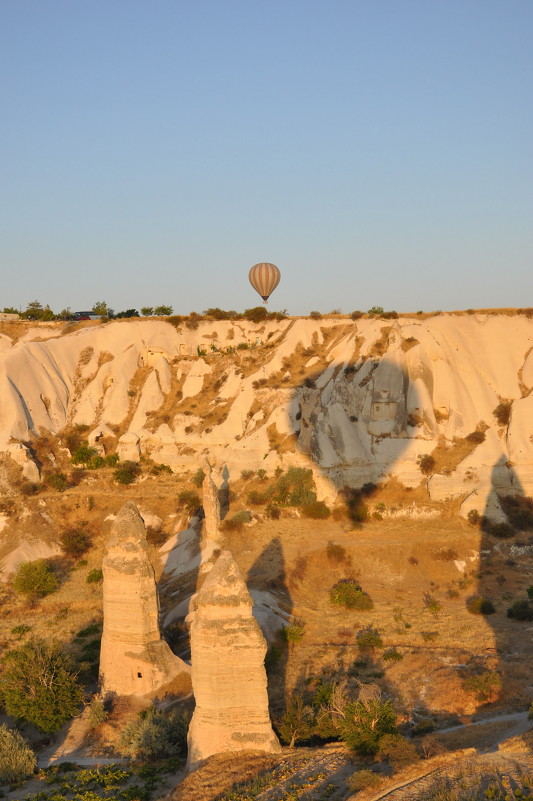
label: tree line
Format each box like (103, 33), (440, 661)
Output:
(1, 300), (173, 321)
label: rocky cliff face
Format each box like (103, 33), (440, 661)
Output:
(0, 314), (532, 507)
(99, 502), (190, 697)
(186, 550), (281, 770)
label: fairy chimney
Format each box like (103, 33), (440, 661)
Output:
(202, 459), (220, 543)
(186, 550), (281, 770)
(99, 502), (190, 696)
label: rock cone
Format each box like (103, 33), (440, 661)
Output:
(99, 502), (190, 696)
(186, 550), (280, 770)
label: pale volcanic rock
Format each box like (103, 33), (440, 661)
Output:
(202, 460), (220, 543)
(6, 442), (41, 483)
(117, 432), (141, 462)
(99, 502), (190, 697)
(186, 550), (281, 771)
(1, 314), (533, 496)
(181, 359), (211, 400)
(460, 487), (509, 523)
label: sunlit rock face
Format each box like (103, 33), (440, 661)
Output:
(1, 315), (532, 495)
(99, 502), (190, 697)
(186, 550), (281, 771)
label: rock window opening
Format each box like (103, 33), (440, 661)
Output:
(137, 672), (142, 678)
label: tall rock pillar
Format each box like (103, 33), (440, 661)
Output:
(202, 458), (220, 544)
(186, 550), (281, 770)
(99, 502), (190, 696)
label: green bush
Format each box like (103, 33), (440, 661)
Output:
(462, 670), (501, 702)
(12, 559), (59, 600)
(19, 480), (40, 495)
(11, 624), (32, 637)
(221, 511), (252, 532)
(60, 528), (91, 559)
(87, 455), (105, 469)
(177, 490), (200, 513)
(507, 600), (533, 621)
(266, 503), (281, 519)
(118, 707), (188, 759)
(527, 586), (533, 600)
(0, 724), (36, 784)
(105, 453), (119, 466)
(326, 541), (348, 564)
(114, 460), (141, 485)
(382, 648), (403, 662)
(310, 680), (333, 710)
(71, 444), (97, 465)
(47, 471), (69, 492)
(86, 568), (103, 584)
(150, 463), (173, 475)
(282, 623), (304, 645)
(302, 500), (330, 519)
(244, 306), (268, 323)
(356, 627), (383, 651)
(341, 696), (397, 755)
(377, 733), (419, 770)
(88, 697), (109, 729)
(466, 596), (495, 615)
(347, 769), (382, 793)
(0, 640), (83, 733)
(277, 695), (313, 747)
(191, 468), (205, 487)
(247, 490), (268, 505)
(330, 580), (373, 610)
(272, 467), (316, 507)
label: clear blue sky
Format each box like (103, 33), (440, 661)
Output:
(1, 1), (532, 315)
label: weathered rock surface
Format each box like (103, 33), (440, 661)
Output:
(202, 460), (220, 543)
(186, 550), (281, 770)
(99, 502), (190, 697)
(1, 315), (532, 497)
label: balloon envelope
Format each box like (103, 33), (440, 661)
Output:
(248, 262), (281, 302)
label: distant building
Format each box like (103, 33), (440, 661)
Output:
(0, 312), (20, 321)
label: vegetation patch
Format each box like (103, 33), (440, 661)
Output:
(12, 559), (59, 600)
(330, 580), (373, 610)
(118, 706), (189, 759)
(0, 724), (36, 784)
(0, 639), (83, 733)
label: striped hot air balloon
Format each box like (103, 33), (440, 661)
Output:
(248, 262), (281, 303)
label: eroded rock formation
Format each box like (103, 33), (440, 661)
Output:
(186, 550), (281, 770)
(202, 459), (220, 543)
(99, 502), (190, 696)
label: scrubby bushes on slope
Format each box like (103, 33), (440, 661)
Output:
(0, 640), (83, 733)
(12, 559), (59, 600)
(0, 725), (36, 783)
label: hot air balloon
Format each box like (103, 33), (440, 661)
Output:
(248, 262), (281, 303)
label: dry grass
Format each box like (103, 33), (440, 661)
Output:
(429, 435), (485, 476)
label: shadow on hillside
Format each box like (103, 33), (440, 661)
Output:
(247, 537), (292, 717)
(475, 463), (532, 714)
(288, 355), (533, 732)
